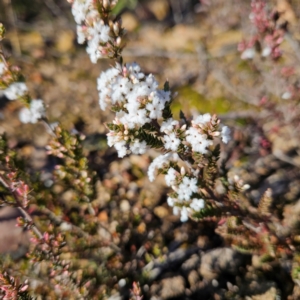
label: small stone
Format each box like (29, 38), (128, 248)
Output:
(137, 222), (146, 234)
(199, 248), (249, 280)
(160, 276), (185, 299)
(118, 278), (126, 288)
(154, 206), (169, 218)
(98, 210), (108, 222)
(187, 270), (200, 288)
(55, 30), (75, 53)
(252, 287), (277, 300)
(121, 12), (139, 32)
(120, 199), (130, 212)
(181, 254), (200, 274)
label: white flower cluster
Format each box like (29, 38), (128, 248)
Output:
(147, 114), (231, 221)
(160, 113), (230, 157)
(3, 82), (28, 100)
(98, 61), (231, 221)
(147, 153), (179, 182)
(185, 113), (214, 154)
(19, 99), (46, 124)
(98, 63), (171, 157)
(148, 154), (205, 221)
(70, 0), (117, 63)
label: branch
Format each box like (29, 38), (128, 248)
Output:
(0, 174), (43, 240)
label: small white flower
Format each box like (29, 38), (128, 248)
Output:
(177, 176), (198, 200)
(146, 101), (162, 119)
(157, 89), (171, 103)
(173, 206), (179, 216)
(193, 137), (213, 154)
(148, 153), (179, 182)
(77, 25), (86, 44)
(281, 91), (291, 100)
(262, 47), (272, 57)
(71, 0), (92, 24)
(164, 132), (181, 152)
(160, 118), (179, 133)
(130, 139), (147, 154)
(19, 99), (46, 124)
(19, 108), (32, 124)
(221, 126), (231, 144)
(177, 187), (192, 201)
(114, 140), (127, 158)
(4, 82), (28, 100)
(181, 177), (198, 193)
(133, 109), (150, 126)
(165, 167), (177, 186)
(186, 129), (213, 154)
(194, 113), (211, 126)
(145, 74), (158, 91)
(146, 94), (165, 119)
(190, 198), (205, 211)
(180, 206), (189, 222)
(241, 48), (255, 60)
(167, 197), (175, 207)
(173, 205), (191, 222)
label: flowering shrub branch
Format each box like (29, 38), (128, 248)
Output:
(0, 273), (31, 300)
(0, 0), (300, 298)
(69, 0), (125, 63)
(238, 0), (286, 60)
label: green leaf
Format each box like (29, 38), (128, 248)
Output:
(179, 110), (187, 123)
(164, 81), (170, 92)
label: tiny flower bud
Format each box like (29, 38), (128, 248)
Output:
(180, 124), (187, 131)
(172, 185), (178, 192)
(116, 37), (122, 46)
(212, 131), (220, 137)
(103, 0), (110, 9)
(242, 184), (250, 190)
(113, 23), (119, 35)
(110, 0), (118, 8)
(20, 285), (28, 292)
(180, 166), (186, 176)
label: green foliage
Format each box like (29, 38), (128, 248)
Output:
(18, 293), (35, 300)
(137, 125), (164, 149)
(179, 110), (187, 123)
(204, 144), (221, 188)
(191, 203), (220, 221)
(112, 0), (139, 15)
(0, 134), (9, 161)
(162, 102), (173, 120)
(106, 123), (120, 132)
(258, 188), (272, 216)
(49, 126), (97, 202)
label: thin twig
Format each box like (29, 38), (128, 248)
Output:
(212, 68), (259, 106)
(273, 149), (300, 168)
(0, 174), (43, 240)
